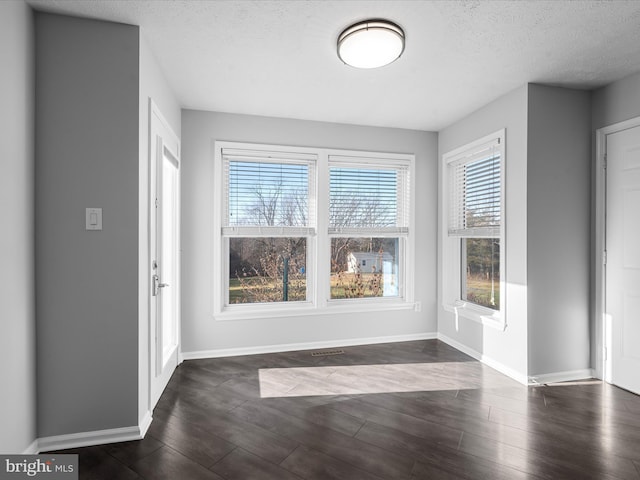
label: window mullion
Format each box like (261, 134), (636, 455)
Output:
(316, 152), (330, 307)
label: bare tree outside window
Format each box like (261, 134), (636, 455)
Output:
(229, 184), (399, 303)
(224, 155), (409, 305)
(229, 178), (308, 304)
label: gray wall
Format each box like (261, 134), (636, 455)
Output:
(181, 110), (437, 354)
(0, 0), (37, 454)
(438, 84), (593, 379)
(592, 70), (640, 131)
(527, 85), (591, 376)
(35, 13), (140, 437)
(438, 85), (530, 379)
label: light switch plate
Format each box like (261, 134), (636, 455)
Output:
(86, 208), (102, 230)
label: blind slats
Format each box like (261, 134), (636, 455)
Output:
(221, 149), (411, 237)
(448, 150), (501, 237)
(328, 227), (409, 236)
(223, 156), (314, 229)
(222, 226), (316, 236)
(329, 162), (410, 232)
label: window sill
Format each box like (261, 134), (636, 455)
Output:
(443, 301), (506, 331)
(215, 300), (418, 322)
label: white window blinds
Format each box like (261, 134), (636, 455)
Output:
(328, 156), (410, 235)
(222, 148), (316, 235)
(448, 138), (502, 237)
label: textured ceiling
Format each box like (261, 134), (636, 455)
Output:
(26, 0), (640, 131)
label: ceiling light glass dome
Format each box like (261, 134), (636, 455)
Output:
(337, 19), (405, 69)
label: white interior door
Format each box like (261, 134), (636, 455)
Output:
(150, 103), (181, 408)
(605, 124), (640, 395)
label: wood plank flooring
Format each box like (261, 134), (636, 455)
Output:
(53, 340), (640, 479)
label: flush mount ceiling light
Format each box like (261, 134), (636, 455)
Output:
(337, 19), (405, 69)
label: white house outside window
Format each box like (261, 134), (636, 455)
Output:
(442, 130), (505, 328)
(213, 142), (415, 319)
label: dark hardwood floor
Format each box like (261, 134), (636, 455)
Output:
(55, 340), (640, 479)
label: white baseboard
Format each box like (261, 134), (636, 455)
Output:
(528, 369), (595, 385)
(38, 424), (145, 453)
(138, 410), (153, 438)
(22, 439), (39, 454)
(437, 333), (595, 386)
(437, 333), (529, 385)
(182, 332), (437, 360)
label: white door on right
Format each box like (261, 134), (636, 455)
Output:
(606, 124), (640, 395)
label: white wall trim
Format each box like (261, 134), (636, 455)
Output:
(594, 115), (640, 382)
(215, 301), (418, 322)
(440, 130), (507, 331)
(437, 333), (529, 385)
(22, 439), (39, 455)
(37, 425), (145, 453)
(182, 332), (437, 360)
(139, 410), (153, 438)
(528, 369), (595, 386)
(213, 141), (416, 317)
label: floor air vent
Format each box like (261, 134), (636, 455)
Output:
(311, 349), (345, 357)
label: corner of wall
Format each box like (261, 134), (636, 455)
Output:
(0, 0), (37, 454)
(436, 84), (529, 381)
(526, 84), (592, 377)
(590, 70), (640, 376)
(138, 28), (182, 421)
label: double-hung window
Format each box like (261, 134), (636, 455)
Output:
(442, 130), (505, 326)
(221, 147), (317, 306)
(214, 142), (415, 317)
(328, 156), (410, 301)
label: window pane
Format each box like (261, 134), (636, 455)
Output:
(449, 150), (501, 236)
(227, 161), (308, 227)
(465, 155), (501, 228)
(462, 238), (499, 310)
(229, 237), (306, 304)
(330, 167), (398, 228)
(330, 238), (399, 299)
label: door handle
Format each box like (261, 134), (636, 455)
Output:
(153, 274), (170, 296)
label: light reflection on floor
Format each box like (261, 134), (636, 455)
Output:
(259, 361), (520, 398)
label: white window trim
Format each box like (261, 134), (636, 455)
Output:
(213, 141), (416, 321)
(441, 130), (506, 330)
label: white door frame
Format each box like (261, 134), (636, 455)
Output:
(148, 99), (181, 410)
(594, 115), (640, 381)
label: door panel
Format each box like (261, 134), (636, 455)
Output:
(149, 103), (181, 409)
(623, 188), (640, 269)
(623, 293), (640, 360)
(159, 149), (179, 370)
(606, 125), (640, 395)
